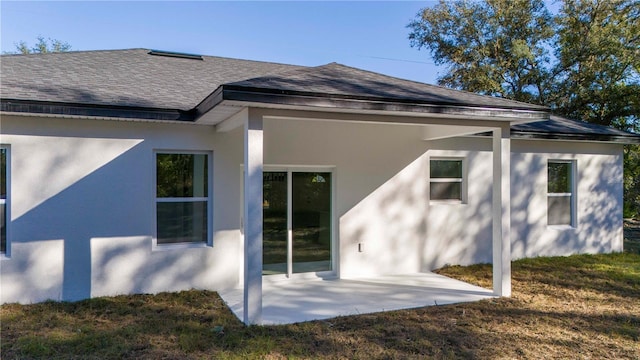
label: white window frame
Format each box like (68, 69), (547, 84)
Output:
(547, 160), (577, 228)
(429, 157), (467, 203)
(153, 150), (213, 250)
(1, 145), (10, 258)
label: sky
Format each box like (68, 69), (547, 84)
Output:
(1, 1), (445, 85)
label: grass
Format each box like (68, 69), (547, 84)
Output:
(2, 223), (639, 359)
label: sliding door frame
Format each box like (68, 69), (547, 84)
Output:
(240, 164), (337, 282)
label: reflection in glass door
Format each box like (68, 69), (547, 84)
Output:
(292, 172), (331, 273)
(261, 171), (332, 276)
(262, 172), (288, 275)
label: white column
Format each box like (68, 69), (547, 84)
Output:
(492, 127), (512, 297)
(243, 109), (263, 325)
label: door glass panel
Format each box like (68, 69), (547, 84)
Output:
(292, 172), (332, 273)
(262, 172), (288, 275)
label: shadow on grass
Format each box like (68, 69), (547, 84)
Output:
(3, 291), (366, 359)
(3, 251), (640, 359)
(337, 299), (639, 359)
(514, 254), (640, 299)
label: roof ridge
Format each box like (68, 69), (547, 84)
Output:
(0, 48), (150, 57)
(198, 53), (306, 69)
(0, 47), (308, 69)
(224, 61), (327, 85)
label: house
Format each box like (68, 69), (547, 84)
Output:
(1, 49), (638, 324)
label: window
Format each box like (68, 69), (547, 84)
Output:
(548, 161), (575, 226)
(1, 146), (8, 255)
(156, 152), (210, 245)
(430, 159), (464, 201)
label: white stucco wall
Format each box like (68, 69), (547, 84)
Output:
(510, 140), (624, 258)
(263, 118), (430, 278)
(424, 137), (624, 268)
(423, 139), (495, 270)
(0, 114), (624, 304)
(0, 115), (243, 303)
(264, 119), (624, 277)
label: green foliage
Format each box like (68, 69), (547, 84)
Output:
(11, 36), (71, 54)
(552, 0), (640, 129)
(408, 0), (554, 104)
(624, 145), (640, 218)
(408, 0), (639, 129)
(408, 0), (640, 217)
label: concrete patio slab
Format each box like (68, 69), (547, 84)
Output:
(219, 272), (495, 325)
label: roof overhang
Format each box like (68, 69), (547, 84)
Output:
(194, 85), (549, 126)
(0, 98), (195, 122)
(5, 95), (637, 144)
(510, 130), (640, 144)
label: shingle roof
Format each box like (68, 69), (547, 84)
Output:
(225, 62), (546, 111)
(1, 48), (302, 110)
(512, 115), (640, 143)
(1, 49), (638, 143)
(1, 48), (545, 112)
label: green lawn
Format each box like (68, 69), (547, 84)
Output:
(2, 226), (639, 359)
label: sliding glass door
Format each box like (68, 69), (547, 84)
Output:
(262, 172), (288, 275)
(262, 170), (332, 276)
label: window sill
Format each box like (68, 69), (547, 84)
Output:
(547, 225), (576, 231)
(152, 242), (211, 252)
(0, 253), (11, 260)
(430, 200), (465, 205)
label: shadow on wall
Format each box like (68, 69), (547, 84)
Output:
(338, 137), (430, 277)
(2, 139), (236, 304)
(340, 143), (493, 277)
(511, 153), (547, 258)
(578, 155), (623, 252)
(342, 139), (623, 277)
(423, 150), (494, 270)
(5, 142), (148, 302)
(511, 150), (623, 259)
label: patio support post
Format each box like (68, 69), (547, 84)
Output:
(492, 127), (512, 297)
(243, 109), (263, 325)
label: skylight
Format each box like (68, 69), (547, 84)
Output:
(148, 50), (203, 60)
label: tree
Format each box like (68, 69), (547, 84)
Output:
(624, 145), (640, 217)
(408, 0), (640, 218)
(552, 0), (640, 129)
(408, 0), (554, 104)
(408, 0), (639, 129)
(12, 36), (71, 54)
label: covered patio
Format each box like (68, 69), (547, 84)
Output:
(197, 63), (549, 325)
(219, 272), (495, 325)
(211, 107), (516, 325)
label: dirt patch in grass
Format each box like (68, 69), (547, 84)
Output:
(2, 252), (639, 359)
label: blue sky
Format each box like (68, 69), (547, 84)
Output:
(1, 1), (445, 84)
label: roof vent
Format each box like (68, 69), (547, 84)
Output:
(148, 50), (203, 60)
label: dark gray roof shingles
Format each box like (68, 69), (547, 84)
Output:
(1, 49), (303, 110)
(513, 115), (635, 137)
(226, 62), (547, 111)
(2, 49), (545, 112)
(512, 115), (639, 141)
(1, 49), (638, 142)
